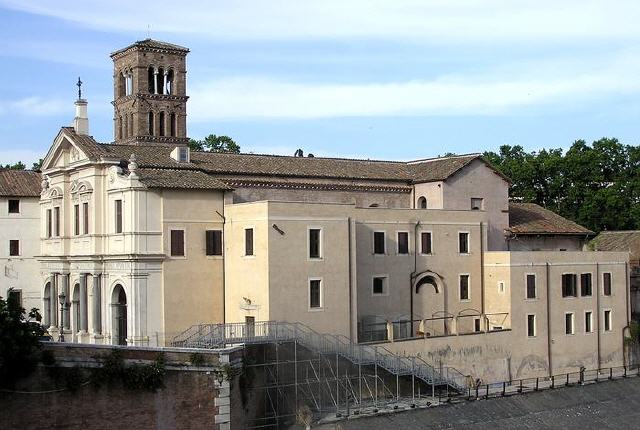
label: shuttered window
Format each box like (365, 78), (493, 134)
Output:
(245, 228), (254, 256)
(115, 200), (123, 233)
(206, 230), (223, 256)
(309, 228), (321, 259)
(9, 240), (19, 256)
(373, 232), (385, 254)
(421, 232), (432, 254)
(171, 230), (185, 256)
(397, 232), (409, 254)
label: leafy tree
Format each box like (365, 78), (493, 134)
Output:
(188, 134), (240, 153)
(0, 291), (46, 387)
(32, 159), (44, 171)
(1, 162), (26, 170)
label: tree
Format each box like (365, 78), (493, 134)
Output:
(0, 291), (46, 387)
(1, 162), (26, 170)
(188, 134), (240, 153)
(32, 159), (44, 171)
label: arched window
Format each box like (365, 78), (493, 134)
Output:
(43, 282), (51, 327)
(166, 69), (174, 95)
(119, 73), (126, 98)
(170, 113), (176, 137)
(72, 283), (80, 337)
(111, 284), (127, 346)
(148, 111), (154, 135)
(159, 111), (165, 136)
(417, 196), (427, 209)
(148, 66), (155, 93)
(157, 67), (164, 95)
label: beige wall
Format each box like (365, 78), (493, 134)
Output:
(412, 181), (443, 209)
(507, 235), (586, 251)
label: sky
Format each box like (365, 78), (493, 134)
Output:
(1, 0), (639, 166)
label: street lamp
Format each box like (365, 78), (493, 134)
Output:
(58, 291), (66, 342)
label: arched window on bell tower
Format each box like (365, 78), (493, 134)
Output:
(148, 66), (155, 94)
(170, 113), (176, 137)
(159, 111), (165, 136)
(148, 111), (154, 136)
(157, 67), (164, 95)
(118, 73), (126, 98)
(166, 69), (174, 95)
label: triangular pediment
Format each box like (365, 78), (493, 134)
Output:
(42, 128), (90, 172)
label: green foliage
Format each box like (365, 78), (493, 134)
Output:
(0, 291), (45, 388)
(91, 350), (166, 392)
(189, 352), (206, 366)
(1, 162), (26, 170)
(188, 134), (240, 153)
(32, 159), (44, 171)
(625, 321), (640, 345)
(485, 138), (640, 234)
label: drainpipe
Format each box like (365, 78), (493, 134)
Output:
(216, 209), (226, 323)
(546, 262), (553, 377)
(410, 221), (420, 335)
(596, 262), (601, 370)
(480, 222), (485, 316)
(623, 261), (630, 368)
(347, 217), (354, 341)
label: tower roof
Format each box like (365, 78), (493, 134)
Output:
(111, 39), (189, 58)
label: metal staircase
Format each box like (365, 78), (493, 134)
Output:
(172, 321), (467, 392)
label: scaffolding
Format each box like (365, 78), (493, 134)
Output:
(173, 321), (467, 428)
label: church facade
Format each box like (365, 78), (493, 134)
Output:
(36, 39), (630, 380)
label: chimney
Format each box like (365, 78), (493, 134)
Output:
(73, 99), (89, 135)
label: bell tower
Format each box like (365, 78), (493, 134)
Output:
(110, 39), (189, 145)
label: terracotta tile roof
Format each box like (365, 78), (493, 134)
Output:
(135, 168), (232, 191)
(0, 169), (41, 197)
(111, 38), (189, 57)
(591, 231), (640, 252)
(508, 202), (593, 236)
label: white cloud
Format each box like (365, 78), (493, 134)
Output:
(187, 51), (640, 120)
(1, 0), (639, 43)
(0, 97), (68, 116)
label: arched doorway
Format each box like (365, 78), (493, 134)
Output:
(72, 283), (80, 341)
(414, 272), (447, 336)
(111, 284), (127, 346)
(43, 282), (51, 327)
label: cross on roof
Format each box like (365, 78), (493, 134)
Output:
(76, 77), (83, 100)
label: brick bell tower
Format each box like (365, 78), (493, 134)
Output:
(110, 39), (189, 145)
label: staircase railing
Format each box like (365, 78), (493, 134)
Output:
(172, 321), (466, 391)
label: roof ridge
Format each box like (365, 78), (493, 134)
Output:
(191, 150), (407, 164)
(406, 153), (481, 165)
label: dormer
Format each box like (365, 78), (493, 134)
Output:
(171, 146), (190, 163)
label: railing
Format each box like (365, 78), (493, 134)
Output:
(172, 321), (466, 391)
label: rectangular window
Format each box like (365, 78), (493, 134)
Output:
(309, 228), (321, 259)
(309, 279), (322, 309)
(580, 273), (592, 297)
(562, 274), (577, 298)
(527, 314), (536, 337)
(245, 228), (254, 256)
(565, 313), (575, 335)
(397, 232), (409, 255)
(8, 199), (19, 214)
(170, 229), (185, 256)
(459, 274), (470, 301)
(526, 274), (536, 299)
(114, 200), (123, 234)
(205, 230), (223, 256)
(7, 289), (22, 307)
(421, 232), (432, 254)
(474, 318), (481, 332)
(373, 231), (385, 254)
(459, 232), (469, 254)
(604, 310), (612, 331)
(470, 198), (484, 210)
(372, 276), (387, 295)
(74, 204), (80, 235)
(54, 207), (60, 237)
(603, 273), (612, 296)
(9, 240), (19, 256)
(585, 311), (593, 333)
(498, 281), (505, 294)
(179, 147), (188, 162)
(46, 209), (52, 238)
(83, 202), (89, 235)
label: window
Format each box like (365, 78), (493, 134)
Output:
(565, 313), (575, 335)
(580, 273), (592, 297)
(170, 229), (185, 256)
(417, 196), (427, 209)
(114, 200), (123, 233)
(7, 289), (22, 307)
(148, 111), (154, 135)
(397, 232), (409, 255)
(561, 274), (577, 298)
(170, 113), (176, 137)
(470, 198), (484, 210)
(421, 232), (432, 254)
(46, 209), (52, 238)
(54, 207), (60, 237)
(459, 274), (470, 301)
(206, 230), (223, 256)
(178, 147), (188, 162)
(83, 202), (89, 235)
(498, 281), (505, 294)
(309, 279), (322, 309)
(372, 276), (387, 295)
(526, 274), (536, 299)
(9, 240), (19, 256)
(159, 111), (165, 136)
(245, 228), (254, 256)
(458, 232), (469, 254)
(527, 314), (536, 337)
(585, 311), (593, 333)
(8, 199), (19, 214)
(74, 204), (80, 235)
(604, 310), (612, 332)
(373, 231), (385, 255)
(309, 228), (321, 259)
(603, 273), (612, 296)
(474, 318), (481, 332)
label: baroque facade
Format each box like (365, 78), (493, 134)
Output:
(33, 39), (631, 380)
